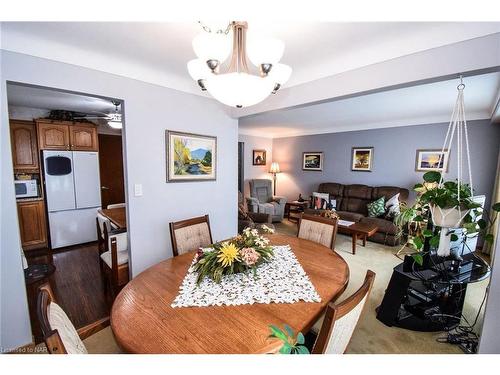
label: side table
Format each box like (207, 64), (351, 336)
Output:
(285, 201), (309, 223)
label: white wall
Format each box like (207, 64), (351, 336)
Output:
(238, 134), (273, 197)
(0, 50), (238, 350)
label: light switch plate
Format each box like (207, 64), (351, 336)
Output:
(134, 183), (143, 197)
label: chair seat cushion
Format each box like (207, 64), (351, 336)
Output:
(360, 217), (398, 235)
(48, 302), (88, 354)
(336, 211), (364, 222)
(100, 250), (129, 268)
(258, 202), (275, 215)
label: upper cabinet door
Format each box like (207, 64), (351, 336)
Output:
(37, 121), (70, 150)
(70, 124), (98, 151)
(10, 120), (39, 171)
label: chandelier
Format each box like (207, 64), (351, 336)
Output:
(187, 21), (292, 108)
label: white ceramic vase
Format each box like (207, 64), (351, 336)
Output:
(429, 204), (469, 257)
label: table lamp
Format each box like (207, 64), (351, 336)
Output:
(269, 162), (281, 196)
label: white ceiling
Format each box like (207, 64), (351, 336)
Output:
(239, 72), (500, 138)
(6, 84), (117, 114)
(2, 22), (500, 97)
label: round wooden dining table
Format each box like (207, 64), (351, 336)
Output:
(111, 234), (349, 354)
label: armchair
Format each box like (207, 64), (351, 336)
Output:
(238, 191), (273, 233)
(246, 179), (287, 222)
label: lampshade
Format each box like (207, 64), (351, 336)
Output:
(187, 59), (211, 81)
(269, 63), (292, 85)
(108, 120), (122, 129)
(247, 35), (285, 66)
(192, 32), (231, 63)
(205, 72), (275, 108)
(269, 162), (281, 174)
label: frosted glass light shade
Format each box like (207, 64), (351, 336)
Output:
(192, 32), (231, 63)
(269, 63), (292, 85)
(108, 120), (122, 129)
(269, 162), (281, 173)
(187, 59), (211, 80)
(247, 36), (285, 66)
(205, 73), (275, 108)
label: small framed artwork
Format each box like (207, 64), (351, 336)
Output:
(166, 130), (217, 182)
(351, 147), (374, 172)
(415, 149), (449, 172)
(302, 152), (323, 171)
(252, 150), (267, 166)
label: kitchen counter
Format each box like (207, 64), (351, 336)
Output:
(16, 197), (43, 202)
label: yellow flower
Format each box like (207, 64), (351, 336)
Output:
(217, 242), (240, 268)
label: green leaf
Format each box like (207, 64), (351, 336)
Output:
(477, 219), (487, 230)
(297, 345), (310, 354)
(412, 253), (424, 266)
(297, 332), (305, 345)
(279, 343), (292, 354)
(269, 325), (287, 341)
(423, 229), (433, 237)
(492, 202), (500, 212)
(413, 236), (423, 250)
(284, 324), (294, 338)
(450, 234), (459, 242)
(430, 235), (440, 248)
(414, 215), (424, 222)
(484, 234), (494, 244)
(423, 171), (441, 183)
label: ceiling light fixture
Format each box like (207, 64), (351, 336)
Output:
(107, 101), (122, 129)
(187, 21), (292, 108)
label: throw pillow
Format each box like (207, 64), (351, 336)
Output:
(310, 192), (330, 210)
(367, 197), (385, 217)
(385, 193), (401, 219)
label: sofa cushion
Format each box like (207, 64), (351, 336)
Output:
(343, 184), (373, 199)
(336, 211), (364, 223)
(340, 198), (370, 215)
(367, 197), (386, 217)
(360, 217), (399, 235)
(318, 183), (344, 210)
(372, 186), (409, 203)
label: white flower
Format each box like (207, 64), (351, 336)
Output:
(261, 225), (275, 234)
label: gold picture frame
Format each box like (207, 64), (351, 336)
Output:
(351, 147), (373, 172)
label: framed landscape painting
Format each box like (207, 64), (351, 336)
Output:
(166, 130), (217, 182)
(352, 147), (373, 172)
(415, 149), (449, 172)
(302, 152), (323, 171)
(252, 149), (267, 166)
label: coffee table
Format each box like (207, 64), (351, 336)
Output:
(337, 222), (378, 255)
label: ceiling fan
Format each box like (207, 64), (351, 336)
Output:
(73, 100), (123, 129)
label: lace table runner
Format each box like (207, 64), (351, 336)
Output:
(171, 245), (321, 308)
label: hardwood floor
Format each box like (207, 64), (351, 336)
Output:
(27, 242), (109, 329)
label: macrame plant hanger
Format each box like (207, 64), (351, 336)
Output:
(431, 75), (475, 257)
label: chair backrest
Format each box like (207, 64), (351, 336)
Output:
(249, 179), (273, 203)
(37, 283), (88, 354)
(169, 215), (213, 256)
(107, 203), (126, 209)
(313, 270), (376, 354)
(297, 213), (338, 249)
(96, 212), (111, 238)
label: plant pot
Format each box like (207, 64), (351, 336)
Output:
(429, 204), (470, 228)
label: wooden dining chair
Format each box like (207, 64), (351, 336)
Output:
(107, 203), (126, 209)
(96, 212), (111, 254)
(169, 215), (213, 256)
(297, 213), (338, 250)
(101, 225), (129, 299)
(37, 283), (120, 354)
(312, 270), (376, 354)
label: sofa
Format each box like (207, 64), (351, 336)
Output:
(305, 183), (409, 246)
(246, 179), (287, 222)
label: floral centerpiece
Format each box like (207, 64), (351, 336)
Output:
(192, 225), (275, 284)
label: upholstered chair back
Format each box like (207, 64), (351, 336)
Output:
(297, 214), (338, 249)
(96, 212), (112, 237)
(313, 270), (376, 354)
(249, 179), (273, 203)
(169, 215), (213, 256)
(37, 283), (87, 354)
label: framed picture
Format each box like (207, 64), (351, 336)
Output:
(302, 152), (323, 171)
(252, 149), (267, 166)
(351, 147), (374, 172)
(166, 130), (217, 182)
(415, 149), (449, 172)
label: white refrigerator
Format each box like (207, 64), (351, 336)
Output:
(43, 150), (101, 249)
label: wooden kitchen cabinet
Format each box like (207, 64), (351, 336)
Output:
(17, 199), (48, 250)
(37, 121), (71, 150)
(37, 120), (98, 151)
(10, 120), (39, 171)
(70, 123), (99, 151)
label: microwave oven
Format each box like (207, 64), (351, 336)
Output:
(15, 179), (38, 198)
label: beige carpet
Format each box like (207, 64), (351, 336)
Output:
(275, 220), (488, 354)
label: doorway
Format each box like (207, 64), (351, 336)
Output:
(6, 82), (128, 342)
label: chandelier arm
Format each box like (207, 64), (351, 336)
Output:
(227, 22), (250, 74)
